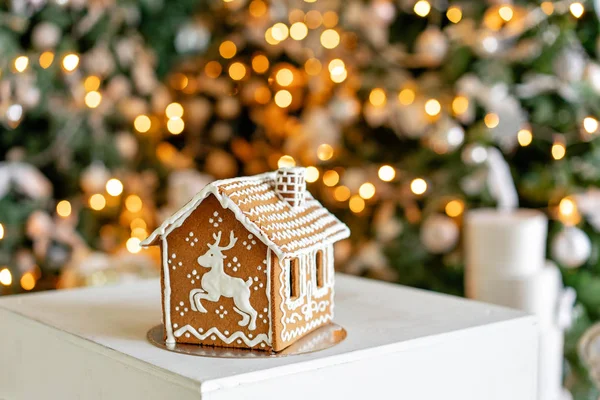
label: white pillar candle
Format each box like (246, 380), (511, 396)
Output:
(465, 208), (548, 277)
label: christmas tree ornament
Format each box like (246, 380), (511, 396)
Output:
(427, 118), (465, 154)
(420, 214), (459, 254)
(175, 22), (211, 54)
(414, 26), (449, 67)
(553, 47), (586, 83)
(551, 227), (592, 269)
(80, 162), (110, 194)
(461, 143), (488, 165)
(31, 21), (61, 49)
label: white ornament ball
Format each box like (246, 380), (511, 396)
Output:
(80, 162), (110, 193)
(415, 27), (449, 67)
(32, 22), (62, 49)
(553, 47), (586, 82)
(551, 227), (592, 268)
(461, 143), (488, 165)
(175, 22), (211, 54)
(420, 214), (460, 254)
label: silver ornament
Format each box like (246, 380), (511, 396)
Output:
(175, 22), (211, 54)
(420, 214), (459, 254)
(553, 47), (586, 82)
(427, 118), (465, 154)
(551, 227), (592, 268)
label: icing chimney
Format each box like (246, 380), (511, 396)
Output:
(275, 167), (306, 208)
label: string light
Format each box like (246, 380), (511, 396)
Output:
(252, 55), (270, 73)
(359, 182), (376, 199)
(320, 29), (340, 49)
(205, 61), (222, 78)
(166, 103), (184, 119)
(275, 68), (294, 86)
(56, 200), (72, 217)
(134, 115), (151, 133)
(126, 237), (142, 254)
(570, 2), (584, 18)
(559, 197), (576, 217)
(378, 165), (396, 182)
(498, 6), (513, 22)
(131, 218), (147, 230)
(0, 223), (4, 240)
(271, 23), (289, 41)
(317, 144), (334, 161)
(219, 41), (237, 59)
(583, 117), (599, 134)
(84, 76), (101, 92)
(0, 268), (12, 286)
(290, 22), (308, 40)
(334, 186), (351, 201)
(254, 86), (271, 104)
(274, 90), (292, 108)
(410, 178), (427, 195)
(289, 9), (305, 23)
(517, 129), (533, 146)
(445, 200), (464, 217)
(424, 99), (441, 116)
(305, 10), (323, 29)
(125, 195), (143, 212)
(328, 59), (345, 75)
(249, 0), (267, 17)
(305, 166), (320, 182)
(447, 6), (462, 23)
(14, 56), (29, 72)
(277, 155), (296, 168)
(84, 91), (102, 108)
(265, 28), (280, 45)
(305, 58), (322, 76)
(369, 88), (387, 107)
(452, 95), (469, 115)
(398, 88), (415, 106)
(168, 118), (185, 135)
(39, 52), (54, 69)
(62, 53), (80, 72)
(541, 1), (554, 15)
(414, 0), (431, 17)
(349, 195), (365, 213)
(229, 62), (246, 80)
(323, 11), (339, 27)
(330, 68), (347, 83)
(171, 73), (189, 90)
(20, 272), (35, 291)
(484, 113), (500, 128)
(552, 142), (566, 160)
(89, 194), (106, 211)
(323, 170), (340, 186)
(106, 179), (123, 196)
(132, 227), (148, 240)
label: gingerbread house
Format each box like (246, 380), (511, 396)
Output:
(141, 167), (350, 352)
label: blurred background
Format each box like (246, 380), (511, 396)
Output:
(1, 0), (600, 397)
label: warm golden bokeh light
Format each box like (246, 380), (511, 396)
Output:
(265, 28), (280, 45)
(541, 1), (554, 15)
(398, 88), (415, 106)
(84, 76), (101, 92)
(20, 272), (35, 291)
(271, 23), (289, 41)
(126, 195), (143, 213)
(228, 62), (247, 80)
(305, 166), (320, 182)
(317, 143), (334, 161)
(445, 199), (465, 217)
(305, 10), (323, 29)
(290, 22), (308, 40)
(14, 56), (29, 72)
(219, 41), (237, 59)
(166, 102), (184, 119)
(517, 129), (533, 147)
(56, 200), (72, 217)
(447, 6), (462, 23)
(0, 224), (4, 240)
(249, 0), (267, 17)
(424, 99), (441, 116)
(305, 58), (322, 76)
(452, 95), (469, 115)
(205, 61), (223, 78)
(359, 182), (376, 199)
(583, 117), (599, 134)
(323, 11), (339, 27)
(274, 90), (293, 108)
(84, 91), (102, 109)
(414, 0), (431, 17)
(570, 2), (584, 18)
(323, 170), (340, 186)
(39, 51), (54, 69)
(334, 185), (351, 201)
(254, 86), (271, 104)
(378, 165), (396, 182)
(62, 53), (80, 72)
(252, 54), (270, 73)
(0, 268), (12, 286)
(89, 194), (106, 211)
(328, 59), (345, 75)
(552, 142), (566, 160)
(167, 118), (185, 135)
(320, 29), (340, 49)
(349, 195), (366, 213)
(276, 68), (294, 86)
(126, 237), (142, 254)
(498, 5), (513, 22)
(105, 178), (124, 196)
(369, 88), (387, 107)
(131, 218), (147, 230)
(134, 115), (151, 133)
(484, 113), (500, 128)
(410, 178), (428, 195)
(277, 155), (296, 168)
(559, 197), (577, 218)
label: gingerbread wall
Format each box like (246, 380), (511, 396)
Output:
(270, 245), (335, 351)
(161, 194), (273, 350)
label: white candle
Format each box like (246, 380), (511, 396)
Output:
(465, 208), (548, 277)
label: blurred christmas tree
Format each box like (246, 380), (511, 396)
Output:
(2, 0), (600, 396)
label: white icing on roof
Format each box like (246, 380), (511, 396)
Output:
(141, 171), (350, 259)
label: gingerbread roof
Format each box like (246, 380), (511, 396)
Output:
(141, 171), (350, 258)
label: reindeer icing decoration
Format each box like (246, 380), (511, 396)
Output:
(189, 231), (258, 331)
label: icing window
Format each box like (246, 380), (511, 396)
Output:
(289, 258), (300, 299)
(316, 250), (324, 288)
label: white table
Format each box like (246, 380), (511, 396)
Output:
(0, 274), (537, 399)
